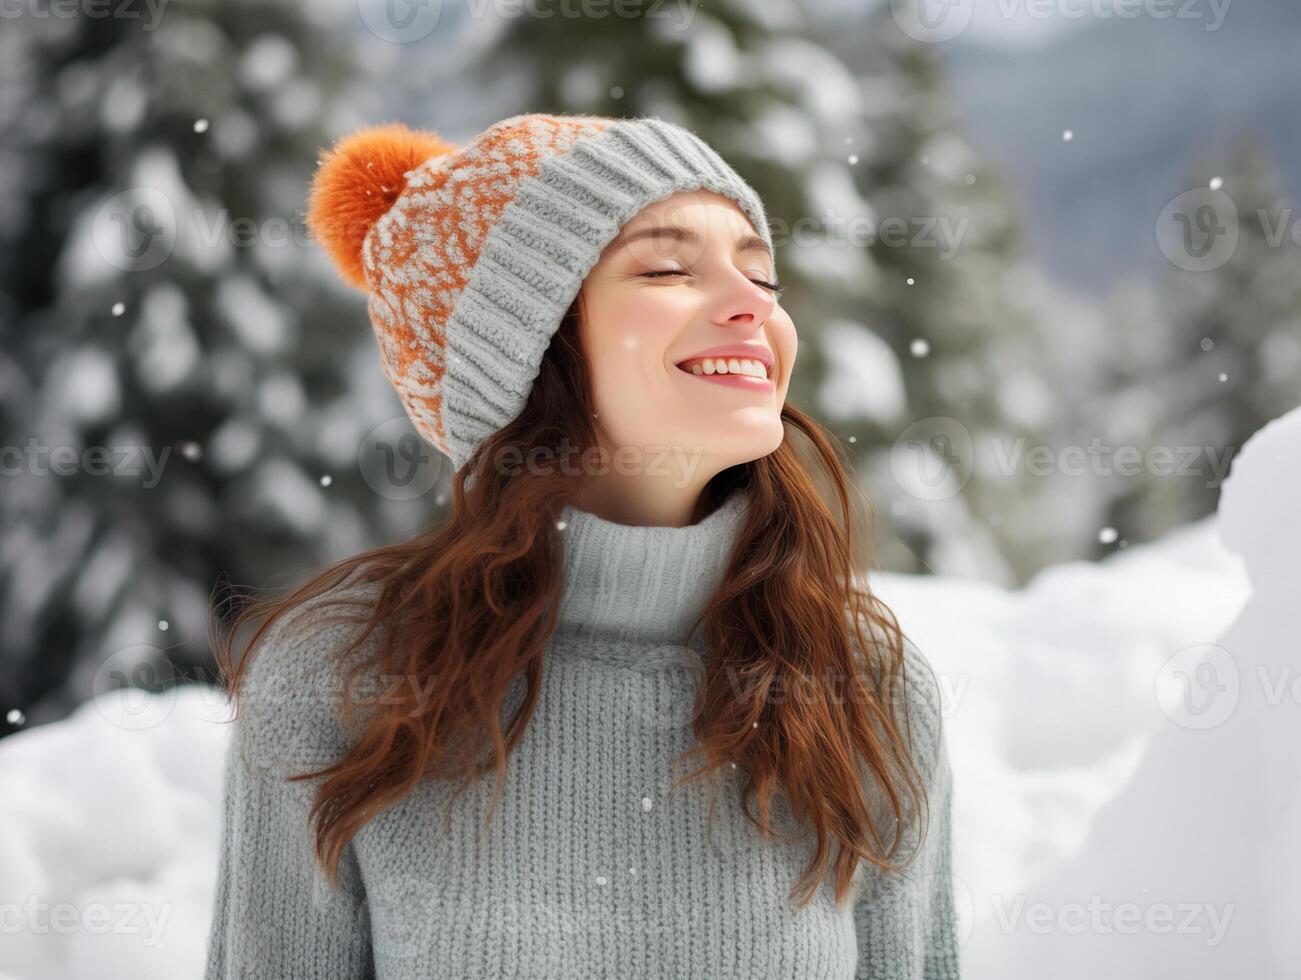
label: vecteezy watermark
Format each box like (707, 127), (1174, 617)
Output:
(624, 645), (709, 731)
(712, 662), (970, 719)
(882, 873), (976, 949)
(0, 0), (170, 30)
(356, 0), (696, 44)
(1156, 186), (1240, 273)
(358, 417), (448, 501)
(989, 438), (1238, 489)
(0, 439), (171, 488)
(1155, 643), (1301, 730)
(989, 893), (1234, 945)
(0, 898), (173, 947)
(491, 439), (709, 487)
(1159, 184), (1301, 272)
(91, 189), (333, 273)
(768, 210), (971, 261)
(890, 419), (1239, 501)
(890, 0), (1232, 44)
(91, 647), (232, 730)
(1154, 643), (1239, 730)
(890, 417), (976, 503)
(92, 188), (176, 272)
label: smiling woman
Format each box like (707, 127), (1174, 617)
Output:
(571, 190), (797, 524)
(204, 113), (961, 980)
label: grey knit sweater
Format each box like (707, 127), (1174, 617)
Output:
(204, 486), (960, 979)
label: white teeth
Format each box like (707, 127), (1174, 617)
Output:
(683, 357), (768, 379)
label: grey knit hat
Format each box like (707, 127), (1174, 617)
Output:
(307, 113), (773, 472)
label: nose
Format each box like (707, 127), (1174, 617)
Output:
(711, 268), (777, 328)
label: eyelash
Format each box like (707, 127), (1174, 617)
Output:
(641, 268), (785, 296)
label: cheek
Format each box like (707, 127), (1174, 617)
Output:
(582, 296), (691, 440)
(585, 292), (687, 375)
(771, 317), (798, 389)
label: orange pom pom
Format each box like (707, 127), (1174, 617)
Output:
(307, 122), (457, 291)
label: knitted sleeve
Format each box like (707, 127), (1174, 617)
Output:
(852, 638), (962, 980)
(204, 603), (376, 979)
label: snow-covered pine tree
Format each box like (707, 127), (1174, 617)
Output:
(0, 0), (431, 730)
(824, 8), (1056, 582)
(1098, 134), (1301, 549)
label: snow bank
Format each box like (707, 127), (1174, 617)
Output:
(879, 406), (1291, 978)
(0, 685), (233, 979)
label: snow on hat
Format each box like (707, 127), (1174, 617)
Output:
(306, 113), (773, 472)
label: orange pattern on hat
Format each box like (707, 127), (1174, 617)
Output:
(360, 114), (613, 457)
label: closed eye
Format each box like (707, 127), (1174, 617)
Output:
(641, 269), (785, 296)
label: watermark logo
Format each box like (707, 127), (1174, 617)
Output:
(893, 0), (1232, 43)
(768, 210), (970, 260)
(357, 0), (444, 43)
(357, 0), (696, 43)
(624, 645), (708, 731)
(0, 897), (174, 946)
(0, 0), (171, 30)
(990, 437), (1237, 489)
(890, 416), (975, 502)
(1154, 643), (1239, 730)
(1156, 187), (1239, 272)
(358, 417), (447, 500)
(491, 438), (710, 487)
(890, 0), (976, 43)
(91, 645), (180, 731)
(0, 439), (172, 488)
(990, 892), (1234, 945)
(93, 187), (177, 272)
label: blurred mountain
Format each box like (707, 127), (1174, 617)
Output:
(942, 0), (1301, 294)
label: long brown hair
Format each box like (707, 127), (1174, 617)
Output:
(210, 296), (934, 908)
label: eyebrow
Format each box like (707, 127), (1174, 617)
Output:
(614, 224), (772, 260)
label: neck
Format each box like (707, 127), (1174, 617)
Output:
(565, 468), (724, 528)
(553, 485), (752, 655)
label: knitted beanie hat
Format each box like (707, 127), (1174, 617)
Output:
(306, 113), (773, 473)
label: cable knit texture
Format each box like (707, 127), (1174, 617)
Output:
(204, 487), (961, 979)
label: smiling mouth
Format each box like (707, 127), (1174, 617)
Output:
(674, 357), (775, 393)
(674, 355), (772, 381)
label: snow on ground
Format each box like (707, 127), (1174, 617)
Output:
(0, 680), (233, 979)
(3, 407), (1296, 979)
(875, 510), (1250, 945)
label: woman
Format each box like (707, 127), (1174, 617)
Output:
(205, 114), (960, 979)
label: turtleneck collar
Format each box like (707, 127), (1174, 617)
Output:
(553, 486), (752, 655)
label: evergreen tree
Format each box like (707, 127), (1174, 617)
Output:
(0, 0), (430, 729)
(1099, 134), (1301, 548)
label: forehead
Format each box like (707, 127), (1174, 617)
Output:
(607, 190), (770, 262)
(627, 189), (755, 234)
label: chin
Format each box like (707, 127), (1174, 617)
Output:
(702, 421), (787, 467)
